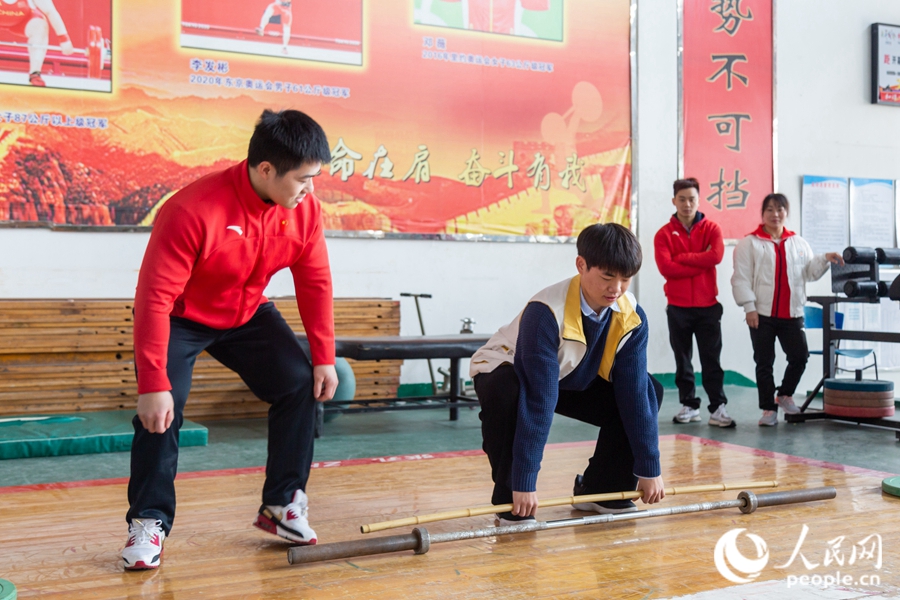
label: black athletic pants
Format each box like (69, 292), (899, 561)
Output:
(127, 302), (317, 534)
(474, 364), (664, 505)
(666, 303), (727, 412)
(748, 315), (808, 411)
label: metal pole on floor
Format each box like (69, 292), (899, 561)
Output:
(287, 487), (836, 565)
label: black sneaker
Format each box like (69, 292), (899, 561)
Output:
(572, 474), (638, 514)
(495, 511), (536, 526)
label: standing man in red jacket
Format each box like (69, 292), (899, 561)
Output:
(654, 178), (732, 428)
(123, 109), (337, 570)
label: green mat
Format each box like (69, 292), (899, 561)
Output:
(0, 411), (207, 460)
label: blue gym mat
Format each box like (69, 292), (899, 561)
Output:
(0, 411), (207, 460)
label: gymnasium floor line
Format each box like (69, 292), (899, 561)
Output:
(2, 434), (893, 497)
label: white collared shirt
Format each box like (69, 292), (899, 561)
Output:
(580, 289), (620, 324)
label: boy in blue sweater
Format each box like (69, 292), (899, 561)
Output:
(470, 223), (665, 521)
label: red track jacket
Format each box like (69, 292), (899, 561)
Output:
(133, 160), (334, 394)
(653, 213), (724, 308)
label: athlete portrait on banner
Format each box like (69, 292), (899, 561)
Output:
(180, 0), (363, 66)
(0, 0), (111, 92)
(414, 0), (563, 41)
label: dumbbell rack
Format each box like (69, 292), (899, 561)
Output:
(788, 294), (900, 439)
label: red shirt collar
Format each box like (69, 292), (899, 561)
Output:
(231, 160), (273, 217)
(751, 224), (795, 241)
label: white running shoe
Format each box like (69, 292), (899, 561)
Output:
(122, 519), (165, 570)
(709, 405), (735, 428)
(253, 489), (318, 545)
(673, 405), (701, 423)
(758, 410), (778, 426)
(776, 395), (801, 415)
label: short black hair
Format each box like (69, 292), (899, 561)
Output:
(761, 192), (790, 216)
(247, 109), (331, 175)
(576, 223), (642, 277)
(673, 177), (700, 196)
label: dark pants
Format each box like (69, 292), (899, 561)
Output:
(474, 364), (664, 505)
(748, 315), (808, 410)
(666, 303), (727, 412)
(127, 302), (317, 534)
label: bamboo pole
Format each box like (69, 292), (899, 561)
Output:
(360, 480), (778, 533)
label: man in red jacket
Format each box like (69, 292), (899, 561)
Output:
(654, 178), (732, 428)
(122, 109), (338, 570)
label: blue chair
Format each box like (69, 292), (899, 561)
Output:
(803, 306), (878, 407)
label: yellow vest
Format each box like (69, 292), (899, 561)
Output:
(469, 275), (642, 382)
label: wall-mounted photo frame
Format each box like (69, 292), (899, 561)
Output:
(871, 22), (900, 106)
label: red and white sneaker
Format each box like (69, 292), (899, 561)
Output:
(253, 489), (317, 545)
(122, 519), (165, 570)
(29, 72), (46, 87)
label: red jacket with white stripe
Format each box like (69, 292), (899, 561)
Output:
(653, 213), (724, 308)
(133, 160), (334, 394)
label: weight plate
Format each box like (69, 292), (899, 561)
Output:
(824, 379), (893, 392)
(882, 476), (900, 498)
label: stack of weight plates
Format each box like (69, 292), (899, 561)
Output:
(823, 378), (895, 418)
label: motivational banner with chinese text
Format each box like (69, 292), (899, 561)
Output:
(0, 0), (632, 238)
(682, 0), (773, 239)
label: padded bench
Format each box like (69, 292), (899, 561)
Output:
(308, 334), (491, 432)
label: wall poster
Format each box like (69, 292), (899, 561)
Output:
(800, 175), (849, 256)
(849, 177), (895, 248)
(0, 0), (633, 239)
(871, 22), (900, 106)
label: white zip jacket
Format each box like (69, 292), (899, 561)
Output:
(731, 229), (830, 318)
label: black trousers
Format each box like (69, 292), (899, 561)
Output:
(474, 364), (664, 505)
(666, 303), (727, 411)
(127, 302), (317, 534)
(748, 315), (808, 410)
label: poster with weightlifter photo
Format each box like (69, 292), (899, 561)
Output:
(180, 0), (363, 66)
(0, 0), (111, 91)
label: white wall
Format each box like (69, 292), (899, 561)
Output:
(3, 0), (900, 391)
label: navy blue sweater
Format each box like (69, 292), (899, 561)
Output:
(511, 301), (660, 492)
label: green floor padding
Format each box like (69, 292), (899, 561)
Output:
(0, 411), (207, 460)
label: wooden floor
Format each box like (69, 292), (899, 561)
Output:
(1, 434), (898, 599)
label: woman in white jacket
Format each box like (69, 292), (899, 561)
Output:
(731, 193), (843, 426)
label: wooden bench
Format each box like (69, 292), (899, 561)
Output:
(0, 298), (400, 420)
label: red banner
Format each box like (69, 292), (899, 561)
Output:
(682, 0), (772, 239)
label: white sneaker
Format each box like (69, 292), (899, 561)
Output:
(709, 405), (735, 428)
(253, 489), (318, 545)
(758, 410), (778, 426)
(673, 405), (701, 423)
(776, 395), (801, 415)
(122, 519), (165, 570)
